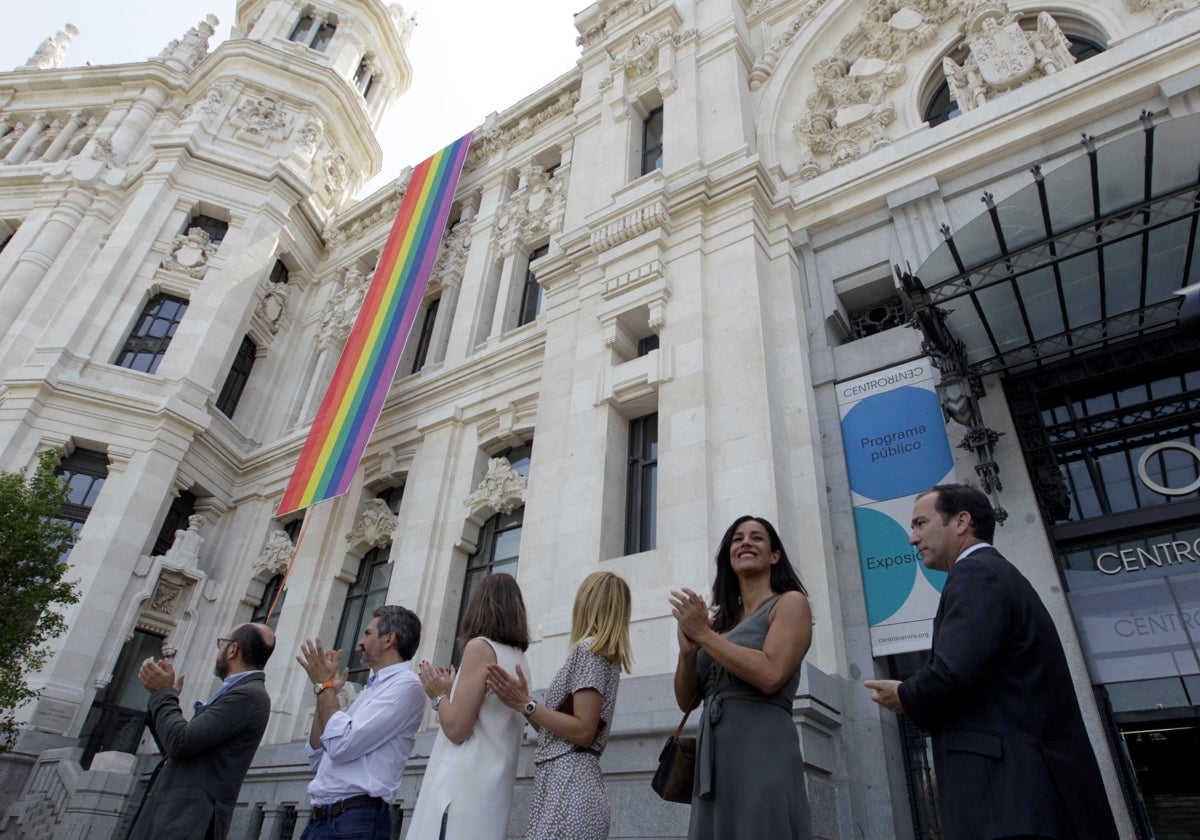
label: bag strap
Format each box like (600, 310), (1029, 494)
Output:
(671, 663), (713, 738)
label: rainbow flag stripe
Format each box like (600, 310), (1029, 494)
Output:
(277, 133), (472, 516)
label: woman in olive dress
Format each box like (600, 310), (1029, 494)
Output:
(670, 515), (814, 840)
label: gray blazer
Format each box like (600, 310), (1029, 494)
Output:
(127, 672), (271, 840)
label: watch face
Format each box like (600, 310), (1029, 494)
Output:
(523, 700), (536, 716)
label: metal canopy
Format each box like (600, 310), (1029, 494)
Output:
(900, 111), (1200, 378)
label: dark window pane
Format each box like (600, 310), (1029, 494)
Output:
(116, 294), (188, 375)
(312, 23), (336, 53)
(641, 106), (664, 175)
(625, 413), (659, 554)
(188, 214), (228, 246)
(288, 15), (315, 43)
(216, 336), (258, 418)
(518, 246), (547, 326)
(411, 297), (439, 373)
(269, 260), (289, 285)
(57, 448), (108, 526)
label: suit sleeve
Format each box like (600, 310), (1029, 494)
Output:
(899, 557), (1012, 731)
(147, 683), (263, 760)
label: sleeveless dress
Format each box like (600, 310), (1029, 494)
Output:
(688, 595), (813, 840)
(406, 638), (531, 840)
(526, 637), (621, 840)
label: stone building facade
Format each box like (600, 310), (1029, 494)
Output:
(0, 0), (1197, 838)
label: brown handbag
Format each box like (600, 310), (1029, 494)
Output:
(651, 696), (700, 803)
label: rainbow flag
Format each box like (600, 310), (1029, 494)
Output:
(277, 133), (472, 516)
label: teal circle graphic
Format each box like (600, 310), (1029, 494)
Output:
(854, 507), (921, 625)
(842, 386), (954, 501)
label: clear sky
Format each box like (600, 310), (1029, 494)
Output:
(3, 2), (583, 197)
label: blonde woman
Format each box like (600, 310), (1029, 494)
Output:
(486, 571), (632, 840)
(407, 574), (531, 839)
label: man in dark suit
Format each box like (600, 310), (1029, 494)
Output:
(865, 484), (1120, 840)
(127, 622), (275, 840)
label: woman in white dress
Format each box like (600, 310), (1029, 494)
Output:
(407, 573), (531, 840)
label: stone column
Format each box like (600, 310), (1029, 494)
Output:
(0, 187), (92, 340)
(4, 113), (49, 163)
(42, 111), (87, 162)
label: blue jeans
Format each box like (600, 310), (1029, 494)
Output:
(299, 803), (391, 840)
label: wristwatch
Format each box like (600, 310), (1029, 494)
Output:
(312, 680), (336, 695)
(432, 694), (447, 711)
(522, 699), (537, 717)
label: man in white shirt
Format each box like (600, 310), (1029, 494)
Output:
(296, 605), (425, 840)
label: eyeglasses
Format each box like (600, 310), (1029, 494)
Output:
(216, 637), (235, 648)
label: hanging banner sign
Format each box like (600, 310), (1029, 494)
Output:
(837, 359), (955, 656)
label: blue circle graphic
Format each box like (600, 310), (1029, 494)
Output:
(854, 507), (921, 625)
(842, 386), (953, 501)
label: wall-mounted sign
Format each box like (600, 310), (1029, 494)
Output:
(838, 359), (955, 656)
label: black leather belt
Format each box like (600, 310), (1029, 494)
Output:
(311, 794), (385, 821)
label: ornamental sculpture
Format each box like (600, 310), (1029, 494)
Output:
(162, 227), (218, 278)
(156, 15), (219, 73)
(464, 458), (528, 517)
(318, 267), (369, 350)
(254, 529), (295, 579)
(495, 162), (568, 248)
(943, 3), (1075, 114)
(346, 498), (398, 548)
(233, 93), (292, 143)
(23, 24), (79, 70)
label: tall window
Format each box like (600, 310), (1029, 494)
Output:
(625, 413), (658, 554)
(56, 448), (108, 538)
(334, 546), (393, 686)
(455, 442), (532, 657)
(251, 574), (286, 631)
(188, 214), (228, 246)
(641, 106), (664, 175)
(518, 245), (548, 327)
(79, 629), (163, 768)
(354, 59), (375, 98)
(411, 297), (440, 373)
(312, 22), (337, 52)
(288, 15), (336, 52)
(115, 293), (189, 374)
(216, 336), (258, 418)
(151, 490), (196, 556)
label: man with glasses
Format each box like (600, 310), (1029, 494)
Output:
(127, 622), (275, 840)
(296, 605), (424, 840)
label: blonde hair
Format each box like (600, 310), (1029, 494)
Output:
(570, 571), (633, 673)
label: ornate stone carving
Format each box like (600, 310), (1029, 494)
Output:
(156, 15), (219, 73)
(318, 267), (370, 350)
(322, 150), (352, 198)
(231, 13), (261, 39)
(162, 227), (218, 278)
(257, 280), (290, 333)
(89, 135), (116, 167)
(325, 171), (410, 248)
(432, 217), (472, 290)
(255, 530), (295, 579)
(389, 4), (417, 46)
(589, 201), (670, 253)
(296, 117), (323, 156)
(749, 1), (832, 90)
(577, 0), (662, 47)
(495, 163), (569, 247)
(150, 580), (184, 615)
(793, 0), (956, 176)
(464, 458), (528, 517)
(191, 85), (228, 120)
(162, 514), (206, 568)
(466, 91), (579, 169)
(232, 93), (292, 144)
(1124, 0), (1196, 21)
(943, 4), (1075, 114)
(346, 498), (398, 548)
(23, 24), (79, 70)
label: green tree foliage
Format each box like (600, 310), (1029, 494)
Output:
(0, 451), (80, 752)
